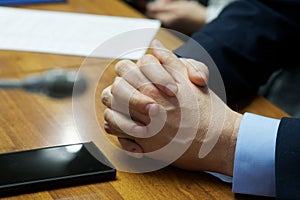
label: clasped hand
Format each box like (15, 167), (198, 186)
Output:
(101, 40), (242, 175)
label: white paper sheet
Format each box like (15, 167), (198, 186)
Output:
(0, 7), (161, 60)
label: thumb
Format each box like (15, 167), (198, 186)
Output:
(181, 58), (209, 87)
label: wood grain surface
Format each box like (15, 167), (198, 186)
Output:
(0, 0), (289, 199)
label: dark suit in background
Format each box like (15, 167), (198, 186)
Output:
(175, 0), (300, 111)
(277, 118), (300, 199)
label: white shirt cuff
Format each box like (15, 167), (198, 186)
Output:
(206, 0), (237, 23)
(232, 113), (280, 197)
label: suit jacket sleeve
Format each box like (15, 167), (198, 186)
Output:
(175, 0), (300, 108)
(276, 118), (300, 199)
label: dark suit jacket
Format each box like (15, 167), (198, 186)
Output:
(277, 118), (300, 199)
(175, 0), (300, 108)
(175, 0), (300, 198)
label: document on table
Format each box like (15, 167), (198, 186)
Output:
(0, 7), (161, 60)
(0, 0), (66, 6)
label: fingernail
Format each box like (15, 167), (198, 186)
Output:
(146, 104), (160, 116)
(127, 145), (143, 158)
(152, 39), (165, 49)
(129, 150), (143, 159)
(124, 147), (142, 158)
(166, 83), (178, 95)
(132, 126), (147, 135)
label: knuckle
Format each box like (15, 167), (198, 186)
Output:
(115, 60), (132, 76)
(131, 91), (147, 108)
(139, 54), (157, 66)
(130, 92), (139, 104)
(139, 84), (160, 99)
(163, 53), (176, 66)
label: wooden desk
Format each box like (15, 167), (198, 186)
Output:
(0, 0), (289, 199)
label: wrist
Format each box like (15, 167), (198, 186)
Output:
(204, 109), (242, 176)
(219, 110), (243, 176)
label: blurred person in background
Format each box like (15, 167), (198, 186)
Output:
(125, 0), (237, 35)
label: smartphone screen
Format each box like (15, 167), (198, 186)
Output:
(0, 142), (116, 196)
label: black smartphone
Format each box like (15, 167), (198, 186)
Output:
(0, 142), (116, 197)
